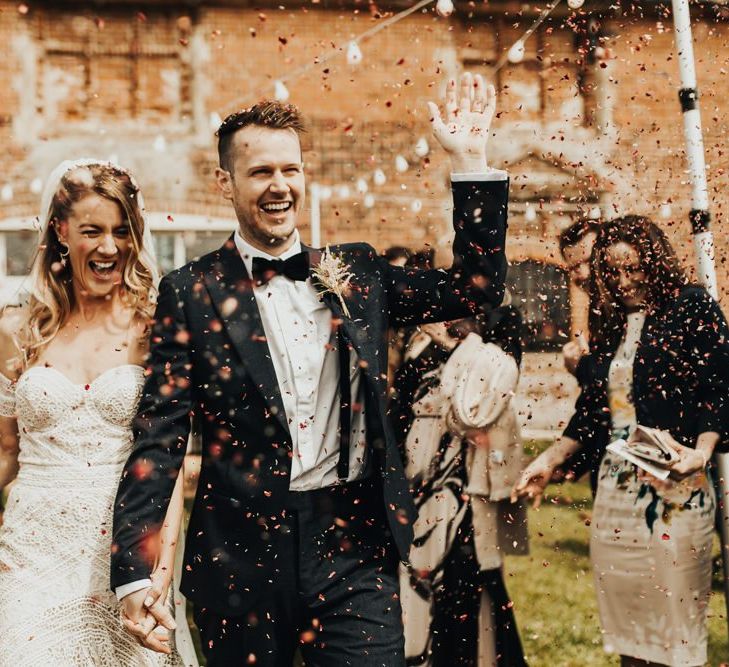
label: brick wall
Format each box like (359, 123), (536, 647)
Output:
(603, 17), (729, 289)
(1, 3), (726, 284)
(1, 1), (727, 433)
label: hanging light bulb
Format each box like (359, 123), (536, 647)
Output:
(410, 199), (423, 213)
(363, 193), (375, 208)
(660, 203), (672, 219)
(356, 178), (368, 194)
(209, 111), (223, 131)
(1, 184), (13, 202)
(414, 137), (430, 158)
(274, 80), (290, 102)
(395, 155), (409, 173)
(435, 0), (455, 18)
(320, 186), (333, 201)
(153, 135), (167, 153)
(524, 204), (537, 223)
(346, 41), (363, 66)
(373, 169), (387, 186)
(337, 185), (351, 199)
(30, 177), (43, 195)
(507, 40), (525, 64)
(567, 0), (585, 8)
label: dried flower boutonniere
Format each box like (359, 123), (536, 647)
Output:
(312, 246), (354, 317)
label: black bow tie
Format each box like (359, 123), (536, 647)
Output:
(251, 252), (310, 285)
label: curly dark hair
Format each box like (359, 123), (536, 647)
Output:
(589, 215), (687, 351)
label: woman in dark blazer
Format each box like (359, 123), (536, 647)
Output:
(512, 216), (729, 667)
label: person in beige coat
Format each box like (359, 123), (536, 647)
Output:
(396, 306), (529, 667)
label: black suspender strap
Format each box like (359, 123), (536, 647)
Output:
(336, 327), (352, 482)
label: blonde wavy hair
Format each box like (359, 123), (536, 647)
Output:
(18, 163), (157, 367)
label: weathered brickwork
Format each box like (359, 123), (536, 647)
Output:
(0, 1), (726, 432)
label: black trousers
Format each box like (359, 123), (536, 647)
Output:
(429, 511), (527, 667)
(194, 478), (405, 667)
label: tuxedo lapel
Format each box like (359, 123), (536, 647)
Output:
(203, 237), (290, 436)
(305, 246), (374, 371)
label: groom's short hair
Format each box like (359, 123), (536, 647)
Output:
(217, 101), (307, 173)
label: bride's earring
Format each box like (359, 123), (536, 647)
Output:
(59, 243), (70, 267)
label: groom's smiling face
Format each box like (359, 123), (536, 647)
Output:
(216, 125), (305, 256)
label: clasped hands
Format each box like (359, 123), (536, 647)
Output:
(121, 570), (176, 654)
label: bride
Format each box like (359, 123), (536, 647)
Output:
(0, 159), (197, 665)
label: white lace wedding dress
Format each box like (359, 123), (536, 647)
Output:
(0, 365), (198, 666)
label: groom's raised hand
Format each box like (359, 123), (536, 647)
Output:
(427, 72), (496, 173)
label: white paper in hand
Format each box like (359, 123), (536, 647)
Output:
(606, 438), (671, 480)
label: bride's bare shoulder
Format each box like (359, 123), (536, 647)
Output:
(0, 306), (26, 379)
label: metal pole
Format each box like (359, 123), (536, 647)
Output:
(670, 0), (729, 637)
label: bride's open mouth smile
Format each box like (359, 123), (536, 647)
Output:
(88, 259), (118, 280)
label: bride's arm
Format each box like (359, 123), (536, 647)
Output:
(0, 417), (19, 492)
(0, 413), (18, 480)
(0, 310), (21, 498)
(0, 416), (18, 525)
(155, 469), (185, 590)
(139, 467), (185, 620)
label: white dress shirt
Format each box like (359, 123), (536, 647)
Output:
(234, 229), (368, 492)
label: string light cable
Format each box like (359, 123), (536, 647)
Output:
(226, 0), (566, 107)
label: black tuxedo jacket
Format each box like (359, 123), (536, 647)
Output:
(111, 178), (509, 615)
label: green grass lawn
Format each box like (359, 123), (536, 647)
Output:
(505, 479), (729, 666)
(183, 476), (728, 665)
(3, 466), (724, 665)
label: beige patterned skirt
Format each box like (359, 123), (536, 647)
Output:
(590, 453), (715, 666)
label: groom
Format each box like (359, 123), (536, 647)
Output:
(112, 72), (509, 666)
